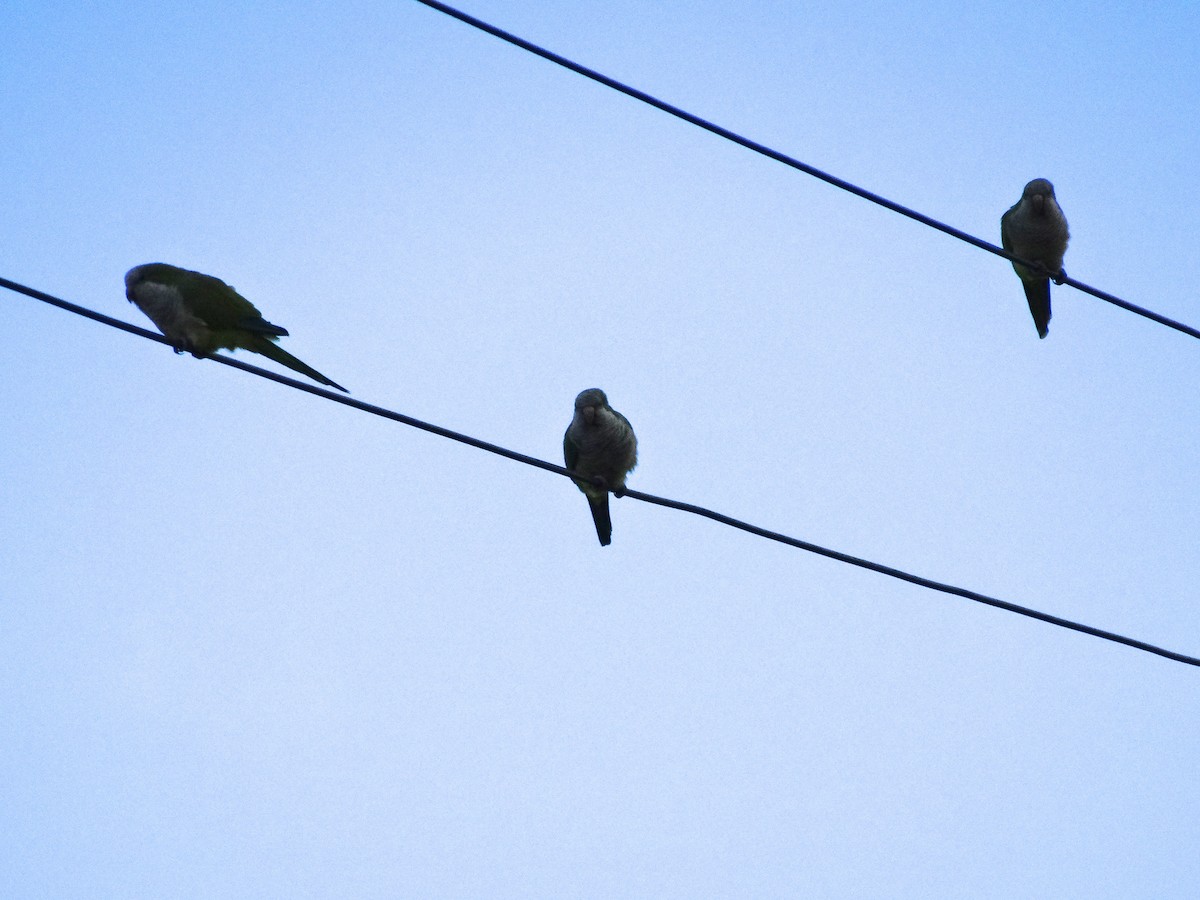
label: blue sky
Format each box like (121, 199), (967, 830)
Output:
(3, 1), (1199, 896)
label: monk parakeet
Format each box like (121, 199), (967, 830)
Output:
(563, 388), (638, 547)
(1000, 178), (1070, 339)
(124, 262), (347, 392)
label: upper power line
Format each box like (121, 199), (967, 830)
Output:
(5, 274), (1198, 669)
(411, 0), (1200, 342)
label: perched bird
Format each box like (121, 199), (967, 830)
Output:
(125, 262), (347, 392)
(1000, 178), (1070, 339)
(563, 388), (638, 547)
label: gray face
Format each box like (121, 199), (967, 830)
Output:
(124, 266), (146, 293)
(574, 388), (608, 411)
(1024, 178), (1054, 197)
(1022, 179), (1055, 210)
(573, 388), (609, 427)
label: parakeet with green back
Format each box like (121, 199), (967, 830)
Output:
(1000, 179), (1070, 339)
(125, 262), (347, 392)
(563, 388), (638, 547)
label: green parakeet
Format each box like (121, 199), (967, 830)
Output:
(125, 262), (347, 392)
(563, 388), (638, 547)
(1000, 179), (1070, 339)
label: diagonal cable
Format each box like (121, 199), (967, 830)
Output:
(411, 0), (1200, 341)
(6, 274), (1197, 668)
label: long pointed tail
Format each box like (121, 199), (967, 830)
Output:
(588, 494), (613, 546)
(252, 337), (348, 392)
(1023, 278), (1051, 339)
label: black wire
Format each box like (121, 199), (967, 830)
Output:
(1, 276), (177, 345)
(0, 276), (576, 479)
(622, 488), (1200, 667)
(410, 0), (1200, 343)
(1058, 273), (1200, 339)
(6, 275), (1198, 668)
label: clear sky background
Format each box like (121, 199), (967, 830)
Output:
(3, 1), (1199, 897)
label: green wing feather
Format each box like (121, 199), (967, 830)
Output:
(563, 431), (579, 473)
(177, 270), (288, 343)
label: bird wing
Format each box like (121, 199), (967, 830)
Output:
(180, 269), (272, 332)
(563, 429), (579, 473)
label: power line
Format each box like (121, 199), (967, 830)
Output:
(624, 488), (1200, 666)
(0, 275), (570, 477)
(410, 0), (1200, 343)
(6, 275), (1198, 669)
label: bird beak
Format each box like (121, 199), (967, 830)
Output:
(1032, 194), (1045, 214)
(582, 406), (596, 425)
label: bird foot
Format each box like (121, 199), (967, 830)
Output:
(1031, 262), (1065, 284)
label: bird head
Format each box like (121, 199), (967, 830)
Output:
(1023, 178), (1055, 215)
(123, 264), (152, 302)
(574, 388), (609, 426)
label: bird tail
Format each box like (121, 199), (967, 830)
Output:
(252, 336), (349, 392)
(588, 493), (613, 546)
(1023, 279), (1051, 339)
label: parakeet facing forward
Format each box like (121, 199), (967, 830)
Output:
(1000, 178), (1070, 339)
(125, 262), (347, 392)
(563, 388), (638, 547)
